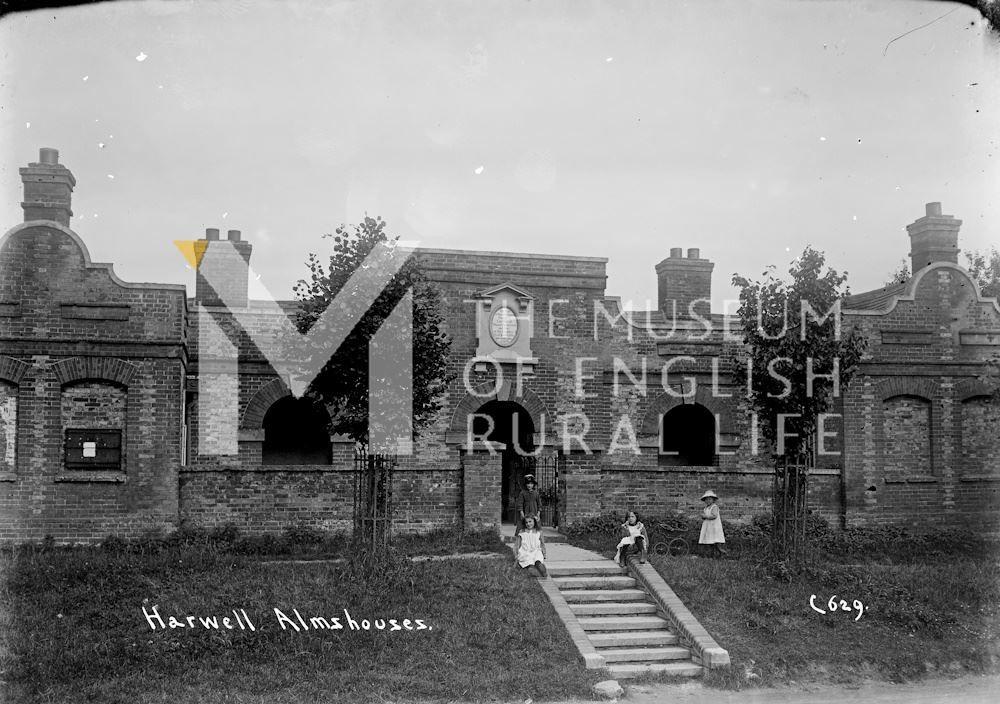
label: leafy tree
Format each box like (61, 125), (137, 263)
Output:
(884, 258), (910, 286)
(292, 216), (452, 445)
(732, 247), (868, 459)
(964, 247), (1000, 397)
(964, 246), (1000, 300)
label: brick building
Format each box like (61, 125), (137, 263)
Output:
(1, 149), (997, 543)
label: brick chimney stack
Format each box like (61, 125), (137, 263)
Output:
(655, 247), (714, 319)
(907, 202), (961, 274)
(195, 228), (253, 308)
(20, 148), (76, 227)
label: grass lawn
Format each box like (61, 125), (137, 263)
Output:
(567, 526), (1000, 689)
(0, 541), (600, 703)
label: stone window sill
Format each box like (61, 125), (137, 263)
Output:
(959, 474), (1000, 482)
(55, 472), (126, 483)
(0, 472), (15, 482)
(905, 476), (938, 484)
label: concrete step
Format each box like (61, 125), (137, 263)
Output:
(598, 646), (692, 663)
(547, 561), (623, 577)
(553, 575), (636, 590)
(578, 615), (670, 632)
(570, 601), (658, 616)
(590, 631), (680, 648)
(561, 588), (648, 603)
(606, 661), (703, 679)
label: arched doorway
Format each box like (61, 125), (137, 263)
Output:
(472, 400), (536, 524)
(660, 403), (717, 466)
(262, 396), (332, 465)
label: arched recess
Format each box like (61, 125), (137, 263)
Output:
(660, 403), (717, 466)
(882, 394), (933, 478)
(240, 378), (337, 431)
(51, 356), (137, 387)
(241, 378), (293, 430)
(261, 396), (333, 465)
(240, 378), (337, 464)
(876, 377), (938, 403)
(446, 380), (550, 446)
(954, 378), (995, 402)
(0, 356), (30, 386)
(638, 386), (737, 451)
(959, 394), (999, 476)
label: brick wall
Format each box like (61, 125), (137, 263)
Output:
(842, 262), (1000, 531)
(0, 223), (186, 543)
(0, 381), (15, 472)
(462, 452), (501, 529)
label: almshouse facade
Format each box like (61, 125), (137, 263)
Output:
(1, 149), (998, 543)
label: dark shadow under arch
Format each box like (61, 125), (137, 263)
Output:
(660, 403), (716, 466)
(262, 396), (332, 465)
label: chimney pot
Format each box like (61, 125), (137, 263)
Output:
(925, 202), (942, 216)
(39, 147), (59, 165)
(687, 248), (700, 259)
(205, 228), (220, 240)
(670, 247), (683, 258)
(227, 229), (241, 241)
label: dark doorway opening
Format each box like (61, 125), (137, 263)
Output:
(471, 400), (536, 523)
(660, 403), (717, 466)
(262, 396), (332, 465)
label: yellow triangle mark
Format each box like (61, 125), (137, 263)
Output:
(173, 240), (208, 268)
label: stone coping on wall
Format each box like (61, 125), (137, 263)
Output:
(600, 467), (842, 476)
(54, 472), (126, 483)
(626, 556), (730, 670)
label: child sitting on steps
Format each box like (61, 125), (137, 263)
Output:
(514, 515), (547, 577)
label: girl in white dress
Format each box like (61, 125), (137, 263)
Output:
(515, 515), (547, 577)
(699, 490), (726, 557)
(614, 510), (649, 566)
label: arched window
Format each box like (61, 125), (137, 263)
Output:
(960, 396), (1000, 476)
(61, 380), (126, 471)
(660, 403), (716, 467)
(262, 396), (331, 465)
(882, 395), (932, 478)
(0, 380), (17, 472)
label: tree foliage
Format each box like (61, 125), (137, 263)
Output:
(292, 216), (452, 444)
(964, 246), (1000, 300)
(732, 247), (868, 456)
(884, 258), (910, 286)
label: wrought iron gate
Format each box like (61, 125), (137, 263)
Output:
(508, 453), (563, 527)
(354, 448), (395, 551)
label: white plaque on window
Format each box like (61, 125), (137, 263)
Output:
(83, 441), (97, 458)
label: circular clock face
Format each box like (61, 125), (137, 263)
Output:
(489, 306), (519, 347)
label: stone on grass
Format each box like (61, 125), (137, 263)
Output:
(592, 679), (624, 699)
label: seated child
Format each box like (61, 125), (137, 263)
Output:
(514, 515), (547, 577)
(614, 510), (649, 566)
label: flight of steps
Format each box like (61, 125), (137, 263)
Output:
(550, 560), (702, 679)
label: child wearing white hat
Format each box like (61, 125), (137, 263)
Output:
(699, 490), (726, 557)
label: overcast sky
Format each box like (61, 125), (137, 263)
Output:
(1, 0), (997, 310)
